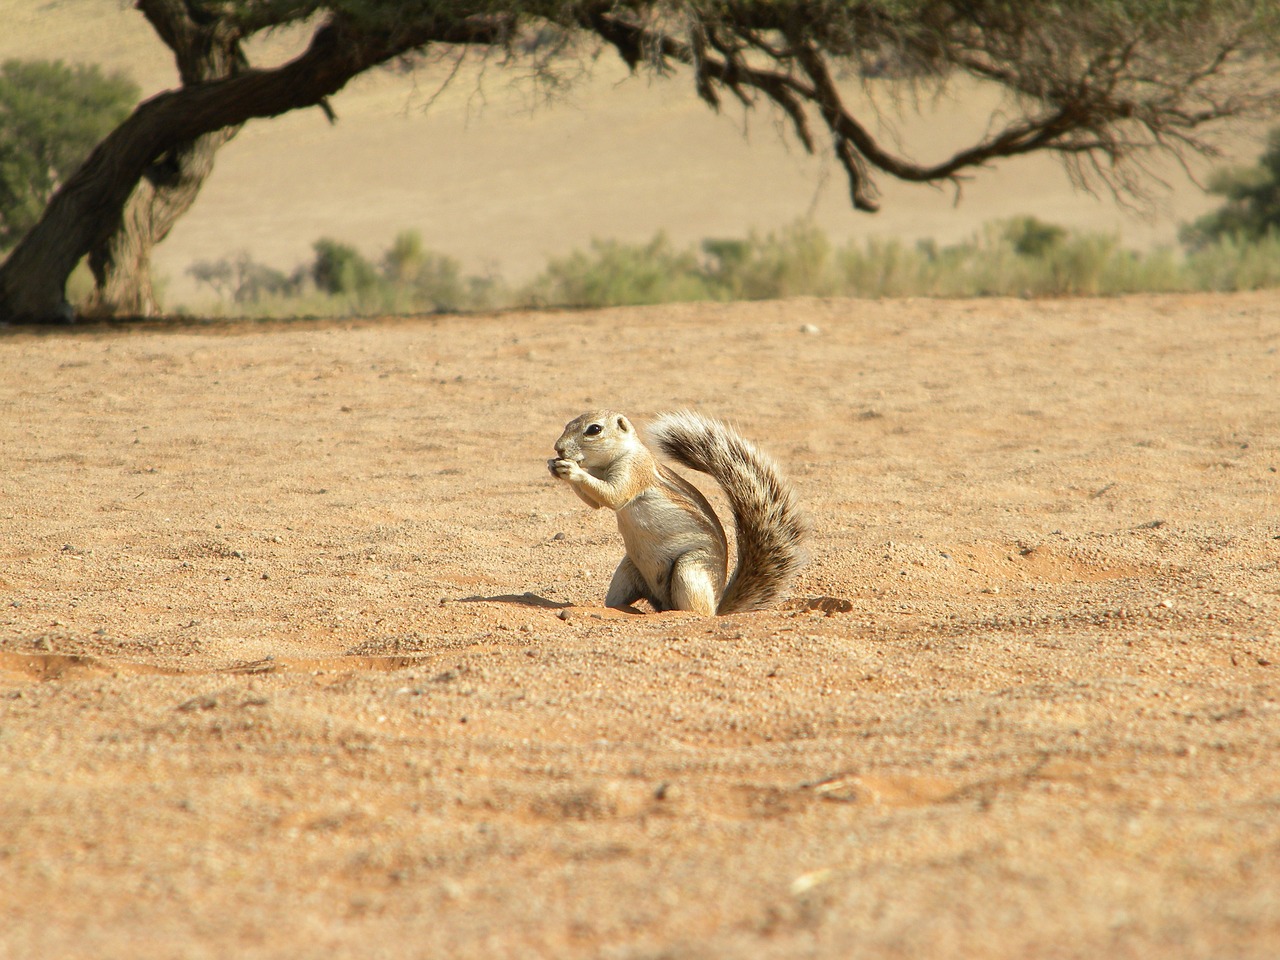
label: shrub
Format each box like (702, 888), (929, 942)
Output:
(1181, 127), (1280, 251)
(382, 230), (469, 312)
(839, 237), (936, 297)
(1186, 232), (1280, 291)
(699, 221), (837, 300)
(182, 213), (1280, 317)
(522, 233), (712, 307)
(1001, 216), (1067, 258)
(184, 233), (508, 316)
(188, 252), (296, 304)
(0, 59), (139, 249)
(312, 238), (382, 298)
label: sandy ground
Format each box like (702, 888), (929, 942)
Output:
(1, 293), (1278, 958)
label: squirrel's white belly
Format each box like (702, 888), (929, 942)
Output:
(616, 491), (709, 585)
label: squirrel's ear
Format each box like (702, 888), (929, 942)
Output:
(616, 415), (631, 433)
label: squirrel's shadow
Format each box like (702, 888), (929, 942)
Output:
(459, 592), (571, 610)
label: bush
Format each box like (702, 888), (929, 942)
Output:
(714, 221), (837, 300)
(1185, 232), (1280, 291)
(839, 238), (936, 297)
(522, 233), (712, 308)
(1181, 127), (1280, 251)
(181, 214), (1280, 317)
(183, 232), (505, 317)
(0, 59), (139, 249)
(1001, 216), (1067, 258)
(312, 238), (382, 299)
(381, 230), (469, 312)
(188, 252), (296, 304)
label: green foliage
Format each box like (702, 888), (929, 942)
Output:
(380, 230), (469, 312)
(524, 233), (713, 308)
(847, 219), (1190, 298)
(839, 238), (937, 298)
(706, 222), (838, 300)
(188, 252), (298, 304)
(1181, 127), (1280, 250)
(185, 231), (505, 317)
(517, 217), (1197, 306)
(0, 59), (138, 249)
(182, 215), (1280, 317)
(1183, 231), (1280, 290)
(312, 238), (382, 299)
(1000, 216), (1068, 258)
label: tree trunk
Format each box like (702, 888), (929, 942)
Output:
(80, 130), (237, 318)
(0, 14), (505, 324)
(79, 0), (245, 319)
(0, 95), (225, 322)
(0, 24), (344, 324)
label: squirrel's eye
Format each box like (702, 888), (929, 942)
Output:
(584, 423), (603, 437)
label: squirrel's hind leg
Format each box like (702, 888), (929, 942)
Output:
(605, 556), (649, 610)
(670, 553), (720, 616)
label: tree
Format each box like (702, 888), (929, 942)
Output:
(1181, 126), (1280, 250)
(3, 0), (1280, 323)
(312, 237), (382, 297)
(0, 59), (138, 249)
(187, 251), (296, 304)
(79, 0), (250, 318)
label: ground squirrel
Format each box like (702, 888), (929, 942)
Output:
(547, 409), (805, 615)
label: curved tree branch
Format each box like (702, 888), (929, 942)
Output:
(0, 11), (512, 322)
(588, 5), (1278, 215)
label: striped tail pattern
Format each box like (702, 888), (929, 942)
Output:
(648, 410), (806, 613)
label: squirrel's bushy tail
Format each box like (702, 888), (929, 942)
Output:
(648, 411), (806, 614)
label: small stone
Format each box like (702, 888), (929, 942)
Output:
(799, 323), (821, 335)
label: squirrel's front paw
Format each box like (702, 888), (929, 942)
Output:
(548, 457), (580, 480)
